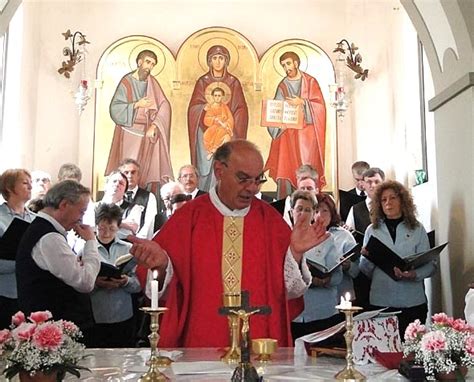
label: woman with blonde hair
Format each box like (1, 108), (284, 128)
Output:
(360, 180), (436, 338)
(0, 169), (36, 328)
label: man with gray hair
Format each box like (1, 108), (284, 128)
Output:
(57, 163), (82, 182)
(16, 180), (100, 344)
(177, 164), (206, 200)
(154, 181), (186, 230)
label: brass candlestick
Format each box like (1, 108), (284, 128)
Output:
(335, 306), (366, 381)
(138, 307), (170, 382)
(220, 293), (242, 364)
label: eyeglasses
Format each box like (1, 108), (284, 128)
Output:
(221, 162), (267, 186)
(97, 224), (119, 233)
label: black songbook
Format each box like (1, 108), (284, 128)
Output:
(306, 243), (362, 279)
(98, 253), (136, 279)
(339, 189), (365, 222)
(0, 218), (31, 260)
(364, 236), (447, 281)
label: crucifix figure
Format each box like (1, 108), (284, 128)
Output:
(219, 290), (271, 382)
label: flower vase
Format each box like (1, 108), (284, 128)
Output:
(19, 370), (59, 382)
(436, 366), (468, 381)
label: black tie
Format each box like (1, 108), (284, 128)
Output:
(360, 190), (366, 197)
(126, 191), (133, 203)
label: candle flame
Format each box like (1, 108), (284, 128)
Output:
(345, 292), (351, 301)
(153, 270), (158, 280)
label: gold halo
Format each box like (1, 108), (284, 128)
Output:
(272, 45), (309, 77)
(197, 38), (240, 73)
(204, 82), (232, 105)
(129, 42), (166, 77)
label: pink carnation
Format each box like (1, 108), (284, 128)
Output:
(59, 320), (79, 336)
(28, 310), (52, 324)
(465, 335), (474, 356)
(12, 323), (36, 341)
(452, 318), (471, 332)
(404, 319), (426, 341)
(11, 311), (25, 327)
(421, 330), (446, 352)
(432, 312), (452, 325)
(0, 329), (11, 345)
(32, 322), (64, 351)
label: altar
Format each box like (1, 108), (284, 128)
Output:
(53, 348), (428, 381)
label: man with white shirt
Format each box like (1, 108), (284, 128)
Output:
(177, 164), (207, 200)
(345, 167), (385, 236)
(16, 180), (100, 344)
(339, 161), (370, 222)
(119, 159), (158, 239)
(128, 140), (328, 347)
(344, 167), (385, 310)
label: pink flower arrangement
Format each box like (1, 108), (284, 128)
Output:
(1, 311), (87, 380)
(404, 319), (426, 341)
(403, 313), (474, 379)
(420, 331), (446, 352)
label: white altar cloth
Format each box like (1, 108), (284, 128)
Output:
(27, 348), (412, 381)
(1, 348), (471, 381)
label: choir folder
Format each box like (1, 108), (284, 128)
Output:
(364, 236), (447, 281)
(0, 217), (31, 260)
(306, 243), (362, 279)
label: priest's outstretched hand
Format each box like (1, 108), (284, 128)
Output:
(128, 236), (169, 277)
(290, 214), (329, 264)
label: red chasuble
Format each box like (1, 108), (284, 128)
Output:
(155, 195), (299, 347)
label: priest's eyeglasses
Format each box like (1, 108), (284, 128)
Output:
(221, 162), (267, 186)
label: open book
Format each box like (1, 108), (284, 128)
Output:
(98, 253), (136, 279)
(364, 236), (447, 281)
(306, 243), (361, 279)
(0, 218), (31, 260)
(260, 99), (303, 129)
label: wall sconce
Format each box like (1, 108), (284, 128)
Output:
(57, 29), (90, 79)
(330, 39), (369, 120)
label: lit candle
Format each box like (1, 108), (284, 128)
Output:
(345, 292), (352, 308)
(151, 270), (159, 310)
(338, 292), (352, 309)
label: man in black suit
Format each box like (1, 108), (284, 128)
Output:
(339, 161), (370, 222)
(119, 159), (158, 239)
(178, 165), (207, 200)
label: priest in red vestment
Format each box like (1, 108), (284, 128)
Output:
(129, 140), (328, 347)
(264, 51), (326, 198)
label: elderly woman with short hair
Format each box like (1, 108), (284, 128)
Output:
(0, 169), (36, 329)
(360, 180), (436, 338)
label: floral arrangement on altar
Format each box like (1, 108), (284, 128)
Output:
(0, 311), (88, 381)
(403, 313), (474, 380)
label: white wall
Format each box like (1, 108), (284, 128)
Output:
(0, 0), (424, 189)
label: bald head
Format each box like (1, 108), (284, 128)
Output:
(213, 140), (265, 210)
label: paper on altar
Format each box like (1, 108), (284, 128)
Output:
(171, 361), (234, 375)
(294, 308), (388, 356)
